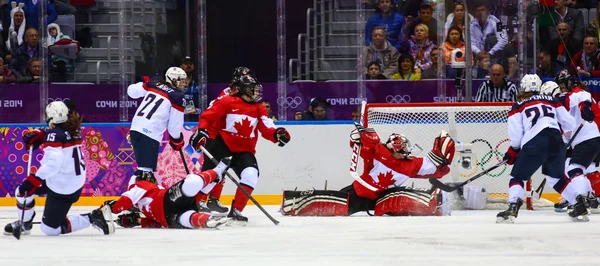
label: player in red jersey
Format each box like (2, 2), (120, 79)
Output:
(200, 67), (258, 214)
(281, 127), (454, 217)
(189, 72), (291, 225)
(103, 158), (233, 229)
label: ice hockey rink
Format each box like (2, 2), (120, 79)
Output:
(1, 206), (600, 266)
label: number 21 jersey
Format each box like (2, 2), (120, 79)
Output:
(508, 94), (575, 149)
(128, 81), (185, 142)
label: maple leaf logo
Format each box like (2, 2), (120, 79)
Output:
(376, 171), (395, 189)
(233, 117), (254, 138)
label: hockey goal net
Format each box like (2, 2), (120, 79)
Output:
(363, 102), (554, 210)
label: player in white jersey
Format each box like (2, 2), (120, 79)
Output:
(127, 67), (188, 184)
(497, 74), (588, 223)
(4, 102), (114, 236)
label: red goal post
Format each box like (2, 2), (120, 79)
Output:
(362, 102), (554, 210)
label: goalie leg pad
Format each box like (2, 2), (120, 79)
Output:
(280, 190), (349, 216)
(375, 187), (441, 216)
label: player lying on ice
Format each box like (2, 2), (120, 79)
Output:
(280, 127), (455, 216)
(102, 157), (234, 229)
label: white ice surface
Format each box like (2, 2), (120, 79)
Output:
(1, 206), (600, 266)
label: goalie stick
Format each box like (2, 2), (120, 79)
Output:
(200, 146), (279, 225)
(531, 122), (585, 200)
(13, 146), (33, 240)
(429, 160), (508, 192)
(350, 122), (380, 192)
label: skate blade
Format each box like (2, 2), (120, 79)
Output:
(4, 230), (30, 236)
(496, 216), (516, 224)
(100, 205), (115, 235)
(570, 214), (590, 222)
(590, 208), (600, 214)
(554, 208), (567, 213)
(226, 220), (248, 227)
(207, 217), (233, 228)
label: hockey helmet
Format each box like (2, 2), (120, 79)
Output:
(386, 133), (413, 155)
(134, 170), (158, 185)
(230, 67), (256, 95)
(540, 81), (561, 98)
(520, 74), (542, 93)
(234, 73), (262, 103)
(555, 69), (574, 91)
(46, 101), (69, 125)
(165, 67), (188, 90)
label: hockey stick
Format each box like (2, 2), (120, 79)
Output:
(13, 146), (33, 240)
(350, 122), (379, 192)
(179, 149), (190, 175)
(531, 122), (585, 200)
(429, 160), (508, 192)
(199, 146), (279, 225)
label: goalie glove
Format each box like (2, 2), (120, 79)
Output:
(274, 127), (290, 147)
(426, 131), (456, 167)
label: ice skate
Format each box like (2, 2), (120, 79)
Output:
(496, 199), (523, 223)
(227, 200), (248, 226)
(89, 205), (115, 235)
(554, 198), (570, 212)
(207, 196), (229, 213)
(588, 192), (600, 214)
(568, 195), (590, 222)
(3, 212), (35, 236)
(205, 215), (233, 228)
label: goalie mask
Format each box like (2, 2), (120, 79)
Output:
(386, 133), (413, 156)
(234, 74), (262, 103)
(45, 101), (69, 125)
(165, 67), (188, 91)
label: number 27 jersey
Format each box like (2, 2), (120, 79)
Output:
(507, 94), (576, 149)
(128, 81), (185, 142)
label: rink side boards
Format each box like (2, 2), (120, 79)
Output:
(0, 121), (561, 206)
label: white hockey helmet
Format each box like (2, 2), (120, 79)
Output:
(520, 74), (543, 93)
(165, 67), (188, 90)
(540, 81), (561, 98)
(46, 101), (69, 125)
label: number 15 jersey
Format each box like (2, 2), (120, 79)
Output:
(508, 94), (576, 149)
(128, 81), (185, 142)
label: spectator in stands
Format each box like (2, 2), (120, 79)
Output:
(294, 112), (303, 121)
(546, 0), (585, 50)
(475, 64), (518, 102)
(365, 0), (405, 50)
(261, 100), (277, 121)
(470, 1), (507, 63)
(505, 55), (519, 82)
(404, 2), (438, 42)
(4, 2), (25, 53)
(0, 57), (16, 83)
(178, 56), (199, 121)
(301, 97), (330, 120)
(443, 2), (473, 39)
(442, 26), (466, 65)
(352, 108), (360, 121)
(365, 61), (388, 79)
(400, 23), (436, 73)
(538, 48), (559, 79)
(392, 54), (421, 80)
(472, 51), (491, 79)
(16, 57), (40, 83)
(359, 26), (399, 78)
(590, 1), (600, 40)
(10, 28), (41, 76)
(396, 0), (423, 18)
(548, 22), (579, 68)
(5, 0), (57, 31)
(46, 23), (70, 82)
(570, 36), (600, 78)
(421, 48), (443, 79)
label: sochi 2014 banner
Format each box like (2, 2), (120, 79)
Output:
(0, 124), (202, 197)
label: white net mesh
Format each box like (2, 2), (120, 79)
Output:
(364, 103), (554, 209)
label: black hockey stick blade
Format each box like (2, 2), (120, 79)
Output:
(429, 160), (508, 192)
(179, 149), (190, 175)
(532, 178), (546, 200)
(12, 221), (22, 240)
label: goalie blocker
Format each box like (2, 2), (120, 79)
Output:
(280, 185), (450, 217)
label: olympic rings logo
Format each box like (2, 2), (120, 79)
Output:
(457, 138), (510, 178)
(385, 95), (411, 103)
(47, 98), (70, 104)
(277, 96), (302, 108)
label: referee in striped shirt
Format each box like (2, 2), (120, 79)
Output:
(475, 64), (518, 102)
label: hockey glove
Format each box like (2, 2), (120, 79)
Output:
(274, 127), (290, 147)
(189, 128), (209, 152)
(426, 132), (455, 167)
(580, 101), (595, 122)
(116, 212), (141, 228)
(503, 146), (520, 165)
(18, 174), (43, 197)
(23, 129), (45, 150)
(169, 133), (184, 151)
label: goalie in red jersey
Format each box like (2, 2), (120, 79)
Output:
(189, 71), (291, 225)
(281, 126), (454, 217)
(103, 158), (233, 229)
